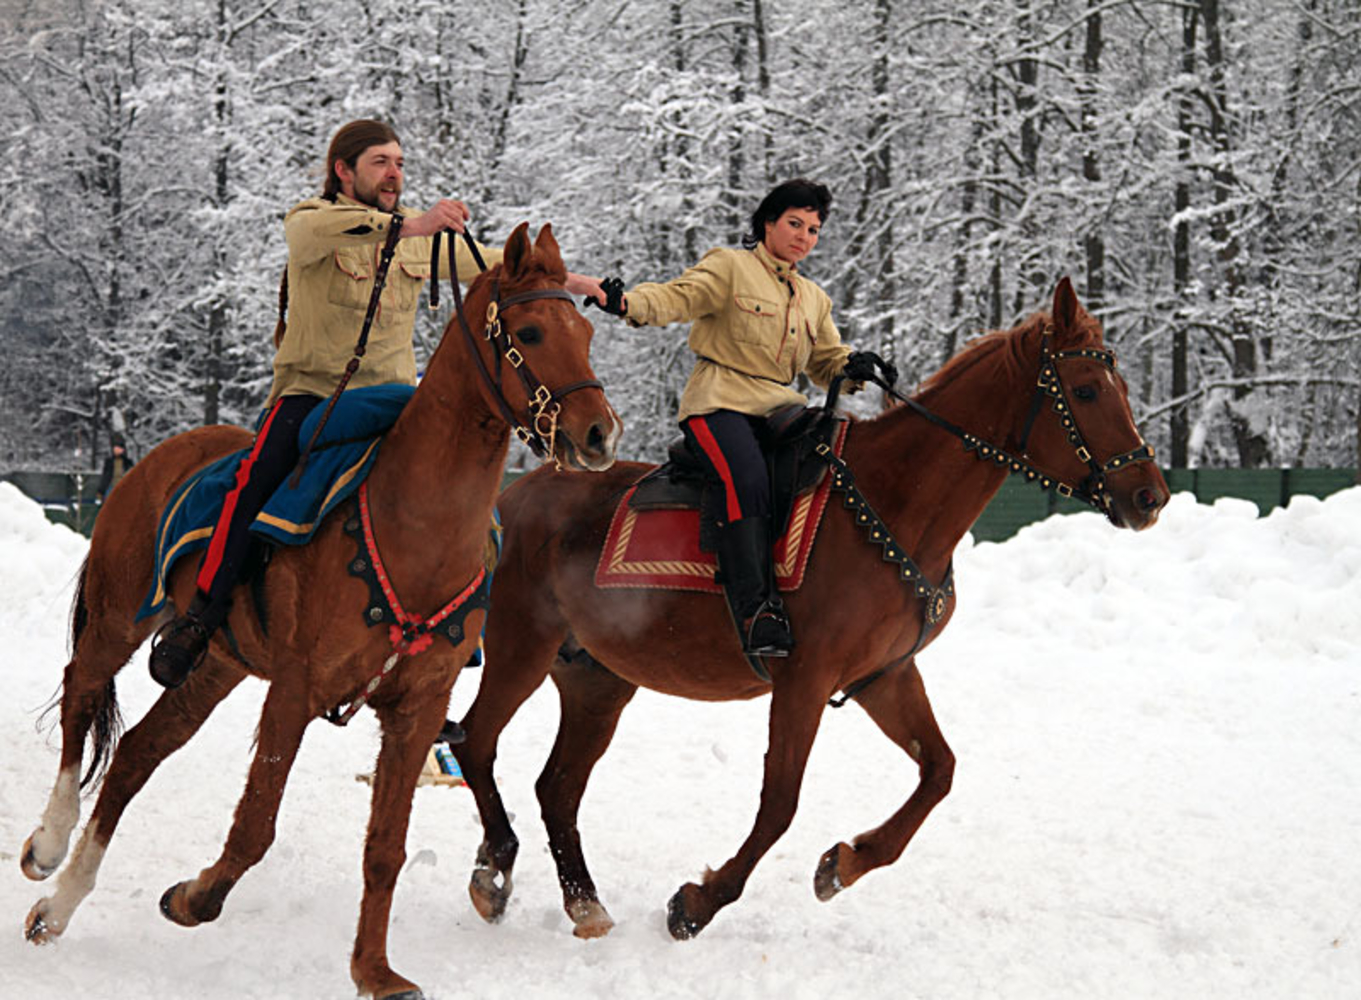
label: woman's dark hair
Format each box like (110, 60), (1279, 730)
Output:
(742, 179), (833, 250)
(322, 119), (401, 201)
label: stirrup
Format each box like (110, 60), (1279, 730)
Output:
(743, 602), (794, 659)
(148, 615), (211, 689)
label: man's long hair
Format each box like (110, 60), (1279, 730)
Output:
(322, 119), (401, 201)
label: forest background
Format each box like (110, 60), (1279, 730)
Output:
(1, 0), (1357, 473)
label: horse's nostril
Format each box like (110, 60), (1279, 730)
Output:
(1137, 488), (1162, 511)
(587, 422), (605, 453)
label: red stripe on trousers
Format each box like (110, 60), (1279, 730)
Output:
(196, 399), (285, 593)
(687, 416), (744, 522)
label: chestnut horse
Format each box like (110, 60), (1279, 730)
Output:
(452, 277), (1168, 941)
(19, 223), (619, 999)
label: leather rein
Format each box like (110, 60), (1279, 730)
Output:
(432, 229), (602, 469)
(825, 327), (1156, 708)
(840, 325), (1156, 519)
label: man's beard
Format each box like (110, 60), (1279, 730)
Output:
(354, 178), (400, 211)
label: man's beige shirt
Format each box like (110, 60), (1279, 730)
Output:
(266, 194), (503, 407)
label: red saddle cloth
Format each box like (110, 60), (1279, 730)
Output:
(594, 421), (848, 594)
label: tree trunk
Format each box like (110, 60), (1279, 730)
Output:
(947, 112), (984, 365)
(727, 0), (750, 244)
(752, 0), (773, 185)
(204, 0), (229, 427)
(870, 0), (895, 351)
(1012, 0), (1044, 314)
(1080, 0), (1105, 317)
(1171, 5), (1197, 468)
(1201, 0), (1269, 467)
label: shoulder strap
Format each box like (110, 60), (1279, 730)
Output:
(272, 267), (289, 349)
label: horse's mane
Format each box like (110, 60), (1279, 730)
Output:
(916, 312), (1050, 400)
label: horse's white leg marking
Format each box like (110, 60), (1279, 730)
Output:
(25, 766), (81, 877)
(28, 826), (107, 939)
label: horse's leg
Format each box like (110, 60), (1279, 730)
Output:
(24, 663), (244, 943)
(813, 661), (955, 902)
(666, 668), (829, 940)
(158, 672), (310, 928)
(537, 651), (637, 939)
(21, 582), (141, 882)
(456, 622), (566, 925)
(349, 692), (451, 1000)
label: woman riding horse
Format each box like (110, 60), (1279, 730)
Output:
(590, 179), (893, 658)
(149, 119), (603, 687)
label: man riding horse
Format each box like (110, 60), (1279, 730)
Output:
(148, 119), (604, 688)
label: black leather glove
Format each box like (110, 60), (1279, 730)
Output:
(584, 276), (627, 317)
(842, 350), (898, 387)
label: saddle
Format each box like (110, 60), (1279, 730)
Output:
(628, 405), (845, 551)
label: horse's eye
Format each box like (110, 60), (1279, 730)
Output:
(1073, 384), (1098, 402)
(515, 325), (542, 346)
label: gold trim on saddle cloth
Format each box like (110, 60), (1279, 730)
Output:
(594, 420), (848, 593)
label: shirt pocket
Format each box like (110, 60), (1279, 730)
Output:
(730, 294), (781, 344)
(390, 258), (431, 313)
(328, 249), (373, 311)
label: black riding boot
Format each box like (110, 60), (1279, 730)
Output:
(148, 591), (230, 689)
(716, 516), (794, 658)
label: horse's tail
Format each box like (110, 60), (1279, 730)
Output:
(63, 556), (124, 789)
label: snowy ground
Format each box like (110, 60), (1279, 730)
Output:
(1, 479), (1358, 999)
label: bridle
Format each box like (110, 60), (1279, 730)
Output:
(434, 230), (603, 469)
(823, 323), (1157, 708)
(1006, 328), (1158, 514)
(851, 324), (1156, 520)
(321, 228), (602, 726)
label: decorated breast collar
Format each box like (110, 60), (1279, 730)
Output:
(323, 482), (494, 726)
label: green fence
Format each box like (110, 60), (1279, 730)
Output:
(4, 466), (1357, 542)
(2, 469), (102, 536)
(968, 467), (1358, 543)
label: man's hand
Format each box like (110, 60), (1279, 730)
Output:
(402, 199), (471, 238)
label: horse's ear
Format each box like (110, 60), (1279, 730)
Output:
(503, 222), (532, 277)
(1052, 276), (1079, 336)
(533, 222), (562, 267)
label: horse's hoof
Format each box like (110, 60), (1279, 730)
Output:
(19, 834), (59, 882)
(814, 842), (852, 902)
(665, 885), (706, 941)
(159, 883), (199, 927)
(567, 898), (615, 939)
(24, 900), (58, 944)
(377, 991), (424, 1000)
(469, 866), (512, 924)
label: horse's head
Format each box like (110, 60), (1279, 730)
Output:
(1014, 277), (1167, 530)
(459, 222), (620, 471)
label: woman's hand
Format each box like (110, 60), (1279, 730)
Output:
(842, 351), (898, 387)
(580, 276), (628, 317)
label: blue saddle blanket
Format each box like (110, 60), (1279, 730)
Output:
(138, 385), (415, 621)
